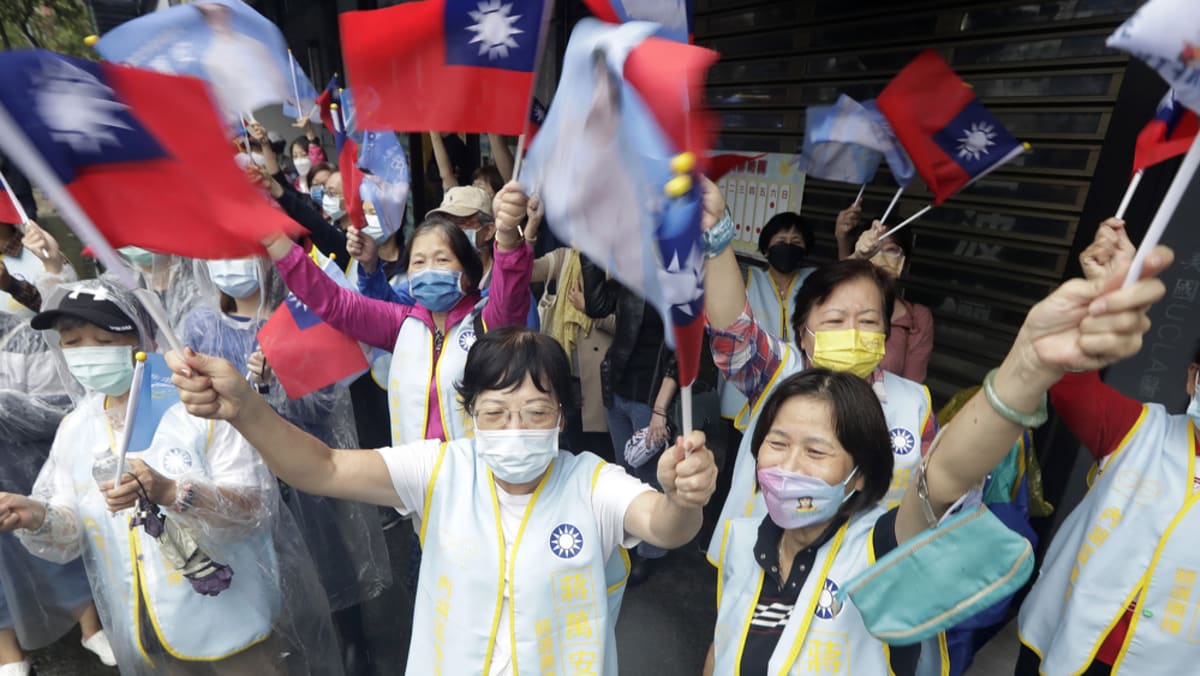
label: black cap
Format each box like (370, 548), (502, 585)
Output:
(31, 287), (138, 335)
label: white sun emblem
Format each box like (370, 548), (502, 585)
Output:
(889, 427), (916, 456)
(655, 245), (705, 317)
(34, 58), (132, 155)
(549, 523), (583, 559)
(466, 0), (523, 60)
(955, 121), (997, 162)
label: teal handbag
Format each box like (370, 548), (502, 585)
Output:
(837, 502), (1034, 646)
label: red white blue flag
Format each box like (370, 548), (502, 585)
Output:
(1132, 89), (1199, 176)
(583, 0), (693, 43)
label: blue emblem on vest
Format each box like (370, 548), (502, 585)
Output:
(889, 427), (916, 456)
(815, 578), (842, 619)
(549, 523), (583, 559)
(458, 328), (477, 352)
(161, 447), (194, 476)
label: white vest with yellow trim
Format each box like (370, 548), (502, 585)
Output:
(719, 266), (815, 422)
(712, 513), (947, 675)
(409, 440), (627, 675)
(64, 403), (278, 662)
(387, 310), (479, 445)
(1019, 405), (1198, 675)
(708, 346), (932, 561)
(345, 258), (410, 388)
(0, 249), (44, 318)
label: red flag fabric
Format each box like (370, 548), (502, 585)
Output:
(0, 178), (22, 225)
(339, 138), (365, 230)
(257, 293), (369, 399)
(0, 51), (299, 259)
(340, 0), (549, 134)
(706, 153), (765, 182)
(316, 76), (338, 137)
(1132, 90), (1199, 177)
(875, 50), (1025, 205)
(624, 36), (717, 162)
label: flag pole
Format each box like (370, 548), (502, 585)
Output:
(1115, 169), (1143, 220)
(681, 384), (694, 438)
(880, 186), (904, 224)
(112, 352), (147, 487)
(879, 204), (931, 241)
(1121, 135), (1200, 288)
(854, 183), (866, 204)
(0, 169), (49, 258)
(511, 0), (554, 182)
(0, 104), (137, 288)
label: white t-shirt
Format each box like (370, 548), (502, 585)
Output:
(377, 440), (654, 676)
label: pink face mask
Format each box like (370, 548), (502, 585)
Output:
(756, 465), (858, 530)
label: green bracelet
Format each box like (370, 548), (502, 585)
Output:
(982, 368), (1048, 428)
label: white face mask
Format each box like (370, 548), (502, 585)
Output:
(322, 193), (346, 220)
(250, 152), (266, 168)
(207, 258), (261, 299)
(361, 214), (387, 243)
(63, 345), (135, 396)
(463, 227), (481, 248)
(293, 156), (312, 177)
(474, 425), (560, 484)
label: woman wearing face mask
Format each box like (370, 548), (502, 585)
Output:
(264, 181), (533, 446)
(165, 326), (720, 675)
(849, 220), (934, 382)
(181, 257), (389, 673)
(698, 177), (937, 561)
(1013, 218), (1200, 676)
(0, 279), (341, 675)
(703, 233), (1172, 675)
(289, 120), (327, 194)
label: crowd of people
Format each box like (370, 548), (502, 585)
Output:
(0, 109), (1189, 676)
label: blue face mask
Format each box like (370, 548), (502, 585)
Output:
(207, 259), (261, 299)
(408, 268), (464, 312)
(310, 185), (325, 207)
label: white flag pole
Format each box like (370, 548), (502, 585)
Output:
(0, 104), (137, 288)
(512, 133), (528, 182)
(854, 183), (866, 204)
(1121, 135), (1200, 288)
(681, 383), (694, 438)
(880, 186), (904, 224)
(0, 170), (49, 259)
(879, 205), (932, 241)
(1114, 169), (1143, 220)
(112, 353), (147, 487)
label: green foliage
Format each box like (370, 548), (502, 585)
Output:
(0, 0), (96, 59)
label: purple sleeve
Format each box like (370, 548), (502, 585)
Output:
(481, 243), (533, 330)
(274, 243), (410, 350)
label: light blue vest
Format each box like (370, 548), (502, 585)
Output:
(708, 346), (932, 562)
(63, 403), (279, 662)
(388, 310), (478, 444)
(712, 514), (948, 675)
(1019, 405), (1198, 675)
(719, 266), (815, 423)
(408, 440), (629, 675)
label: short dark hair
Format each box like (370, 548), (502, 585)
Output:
(791, 259), (895, 341)
(749, 368), (892, 519)
(306, 161), (336, 187)
(404, 217), (485, 296)
(758, 212), (815, 255)
(457, 327), (576, 415)
(472, 165), (504, 195)
(290, 136), (311, 156)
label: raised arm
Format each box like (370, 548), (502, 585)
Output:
(480, 181), (533, 330)
(166, 349), (404, 509)
(429, 132), (460, 190)
(264, 236), (410, 350)
(489, 133), (514, 182)
(623, 430), (717, 548)
(895, 245), (1173, 543)
(699, 176), (745, 331)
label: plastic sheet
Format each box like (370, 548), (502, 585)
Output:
(184, 257), (390, 610)
(15, 280), (344, 674)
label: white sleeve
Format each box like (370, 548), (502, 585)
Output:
(591, 463), (655, 558)
(375, 439), (445, 519)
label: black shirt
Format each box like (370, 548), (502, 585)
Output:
(740, 508), (918, 676)
(613, 305), (665, 403)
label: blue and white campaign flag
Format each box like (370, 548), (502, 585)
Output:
(96, 0), (291, 123)
(358, 130), (410, 240)
(128, 352), (180, 452)
(800, 94), (916, 187)
(1108, 0), (1200, 113)
(860, 99), (916, 187)
(282, 52), (321, 122)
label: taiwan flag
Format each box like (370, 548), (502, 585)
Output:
(340, 0), (551, 134)
(0, 50), (299, 260)
(1132, 89), (1199, 177)
(875, 50), (1026, 205)
(528, 97), (548, 139)
(0, 175), (22, 225)
(522, 19), (717, 387)
(257, 289), (369, 400)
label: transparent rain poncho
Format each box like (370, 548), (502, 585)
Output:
(0, 310), (93, 651)
(124, 252), (204, 348)
(182, 258), (390, 610)
(16, 278), (343, 674)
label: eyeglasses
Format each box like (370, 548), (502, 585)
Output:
(474, 404), (560, 430)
